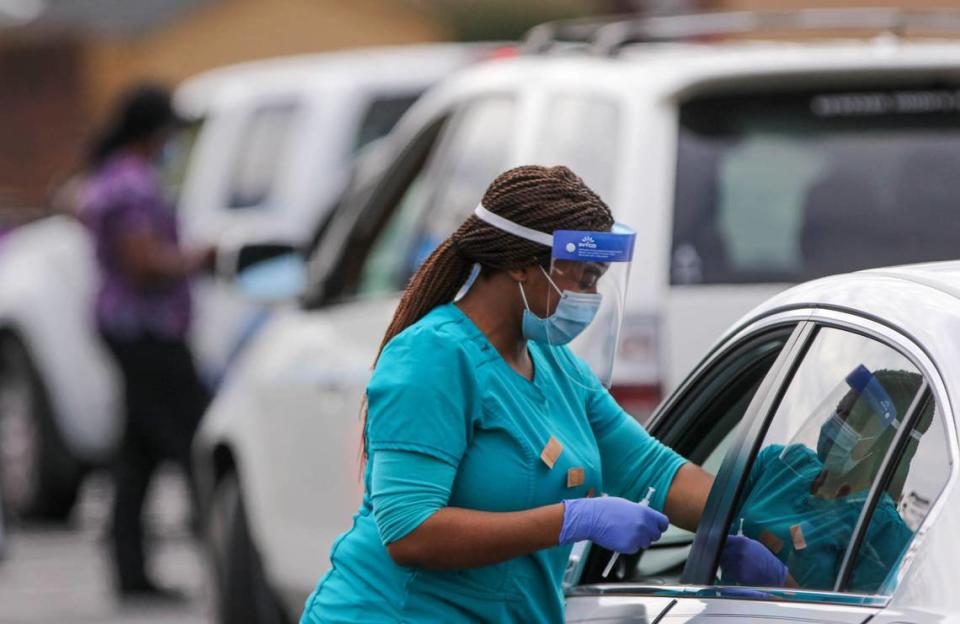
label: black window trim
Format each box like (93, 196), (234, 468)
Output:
(645, 322), (799, 443)
(682, 320), (817, 586)
(834, 383), (931, 592)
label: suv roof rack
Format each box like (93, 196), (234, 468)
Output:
(520, 14), (630, 55)
(521, 8), (960, 57)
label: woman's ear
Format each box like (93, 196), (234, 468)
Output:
(507, 267), (531, 283)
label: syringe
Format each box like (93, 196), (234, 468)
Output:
(602, 486), (655, 579)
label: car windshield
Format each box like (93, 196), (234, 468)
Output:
(672, 86), (960, 285)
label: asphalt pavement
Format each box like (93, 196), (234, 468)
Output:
(0, 467), (211, 623)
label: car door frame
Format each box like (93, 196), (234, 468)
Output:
(565, 309), (813, 617)
(566, 305), (957, 621)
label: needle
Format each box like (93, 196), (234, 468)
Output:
(602, 487), (655, 579)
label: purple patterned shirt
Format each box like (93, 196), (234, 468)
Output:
(79, 153), (192, 339)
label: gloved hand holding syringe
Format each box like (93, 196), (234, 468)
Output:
(602, 486), (657, 578)
(557, 486), (667, 580)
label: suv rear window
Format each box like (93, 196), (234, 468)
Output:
(671, 87), (960, 285)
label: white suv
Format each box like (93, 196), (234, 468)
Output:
(195, 10), (960, 622)
(0, 44), (483, 520)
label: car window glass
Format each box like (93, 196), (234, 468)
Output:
(228, 102), (298, 209)
(531, 96), (620, 201)
(356, 97), (516, 296)
(356, 174), (433, 295)
(414, 97), (517, 264)
(587, 328), (790, 585)
(846, 398), (950, 595)
(159, 118), (203, 203)
(672, 87), (960, 285)
(309, 115), (450, 305)
(353, 93), (420, 153)
(718, 327), (925, 594)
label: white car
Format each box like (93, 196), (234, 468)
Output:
(0, 44), (483, 519)
(563, 260), (960, 623)
(195, 9), (960, 623)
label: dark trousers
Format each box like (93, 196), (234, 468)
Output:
(101, 331), (210, 589)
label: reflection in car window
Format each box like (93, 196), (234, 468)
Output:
(672, 88), (960, 285)
(532, 96), (619, 201)
(228, 102), (298, 209)
(847, 399), (949, 594)
(595, 329), (789, 585)
(721, 327), (925, 593)
(356, 97), (516, 296)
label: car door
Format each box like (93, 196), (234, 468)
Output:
(565, 314), (799, 623)
(567, 313), (952, 623)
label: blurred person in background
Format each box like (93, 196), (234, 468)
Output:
(78, 84), (213, 601)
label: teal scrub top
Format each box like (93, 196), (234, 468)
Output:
(301, 303), (687, 623)
(729, 444), (912, 593)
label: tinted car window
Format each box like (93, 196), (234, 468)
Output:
(356, 97), (516, 296)
(305, 115), (450, 306)
(354, 93), (420, 153)
(719, 327), (925, 593)
(672, 87), (960, 285)
(532, 96), (620, 201)
(228, 102), (298, 209)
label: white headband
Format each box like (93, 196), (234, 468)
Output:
(474, 203), (553, 247)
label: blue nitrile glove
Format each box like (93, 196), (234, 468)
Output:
(558, 497), (669, 553)
(719, 535), (788, 587)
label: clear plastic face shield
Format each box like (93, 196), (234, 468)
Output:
(473, 204), (636, 388)
(779, 365), (921, 489)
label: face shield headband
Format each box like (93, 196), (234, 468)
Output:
(472, 203), (636, 387)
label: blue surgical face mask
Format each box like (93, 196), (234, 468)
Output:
(519, 267), (602, 345)
(818, 412), (859, 461)
(817, 410), (880, 476)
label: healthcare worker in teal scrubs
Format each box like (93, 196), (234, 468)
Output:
(300, 165), (780, 623)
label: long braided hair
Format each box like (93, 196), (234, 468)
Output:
(362, 165), (614, 455)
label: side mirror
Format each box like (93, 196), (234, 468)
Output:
(218, 242), (307, 302)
